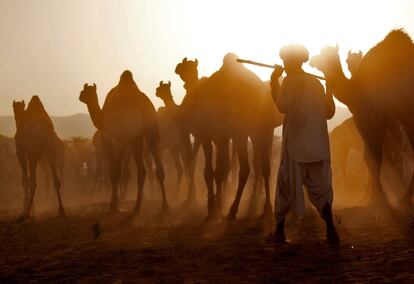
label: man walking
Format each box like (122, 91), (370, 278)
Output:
(270, 44), (339, 244)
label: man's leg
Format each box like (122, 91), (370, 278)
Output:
(274, 157), (290, 242)
(274, 158), (304, 242)
(304, 161), (339, 244)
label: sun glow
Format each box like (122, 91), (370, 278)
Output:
(0, 0), (413, 115)
(128, 0), (404, 77)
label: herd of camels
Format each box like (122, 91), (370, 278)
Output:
(10, 29), (414, 221)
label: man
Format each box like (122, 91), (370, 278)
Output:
(270, 44), (339, 244)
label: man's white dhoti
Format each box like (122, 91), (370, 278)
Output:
(275, 150), (333, 220)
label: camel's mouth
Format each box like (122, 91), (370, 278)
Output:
(79, 93), (85, 103)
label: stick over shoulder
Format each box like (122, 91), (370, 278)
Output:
(236, 59), (325, 81)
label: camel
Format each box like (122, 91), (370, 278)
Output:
(155, 81), (197, 200)
(175, 55), (283, 220)
(13, 96), (66, 219)
(310, 29), (414, 207)
(79, 70), (169, 214)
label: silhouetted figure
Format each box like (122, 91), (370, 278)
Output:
(155, 81), (197, 204)
(175, 55), (283, 221)
(270, 44), (339, 244)
(310, 30), (414, 207)
(13, 96), (66, 219)
(79, 71), (169, 215)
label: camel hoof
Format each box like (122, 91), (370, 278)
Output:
(227, 206), (237, 220)
(326, 227), (340, 245)
(397, 197), (413, 209)
(16, 214), (28, 224)
(182, 197), (198, 209)
(161, 203), (170, 216)
(108, 207), (120, 215)
(273, 231), (287, 243)
(59, 208), (66, 218)
(225, 214), (237, 225)
(128, 211), (139, 221)
(204, 214), (215, 224)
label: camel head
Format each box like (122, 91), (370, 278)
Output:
(310, 45), (343, 80)
(175, 57), (199, 83)
(346, 50), (363, 77)
(12, 100), (26, 116)
(155, 81), (173, 101)
(79, 83), (98, 105)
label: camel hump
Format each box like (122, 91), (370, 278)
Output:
(357, 29), (414, 84)
(382, 29), (413, 47)
(25, 95), (54, 130)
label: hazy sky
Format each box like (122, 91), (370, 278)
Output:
(1, 0), (414, 115)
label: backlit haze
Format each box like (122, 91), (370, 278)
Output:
(1, 0), (413, 115)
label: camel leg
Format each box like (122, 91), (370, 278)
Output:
(133, 140), (146, 215)
(360, 124), (389, 207)
(106, 144), (124, 213)
(214, 137), (230, 218)
(228, 136), (250, 220)
(143, 146), (155, 199)
(261, 131), (274, 219)
(185, 136), (200, 204)
(119, 154), (131, 201)
(93, 165), (101, 196)
(24, 158), (38, 218)
(202, 140), (215, 219)
(170, 149), (184, 191)
(148, 141), (169, 214)
(230, 141), (239, 191)
(47, 153), (65, 217)
(41, 159), (51, 196)
(16, 150), (29, 213)
(247, 139), (262, 217)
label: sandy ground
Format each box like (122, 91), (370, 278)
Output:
(0, 197), (413, 284)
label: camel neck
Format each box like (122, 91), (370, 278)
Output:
(86, 97), (103, 130)
(184, 77), (199, 92)
(13, 111), (25, 131)
(162, 96), (176, 108)
(327, 70), (354, 106)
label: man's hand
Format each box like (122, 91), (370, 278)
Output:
(271, 65), (284, 84)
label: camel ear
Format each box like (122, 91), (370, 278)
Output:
(183, 57), (187, 63)
(168, 81), (171, 87)
(13, 100), (15, 105)
(159, 81), (163, 86)
(195, 59), (198, 66)
(84, 83), (88, 89)
(93, 83), (96, 90)
(22, 100), (25, 106)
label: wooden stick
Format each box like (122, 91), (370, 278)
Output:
(236, 58), (325, 81)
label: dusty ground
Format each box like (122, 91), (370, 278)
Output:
(0, 198), (413, 284)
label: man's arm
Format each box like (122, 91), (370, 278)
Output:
(270, 66), (290, 113)
(325, 82), (336, 119)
